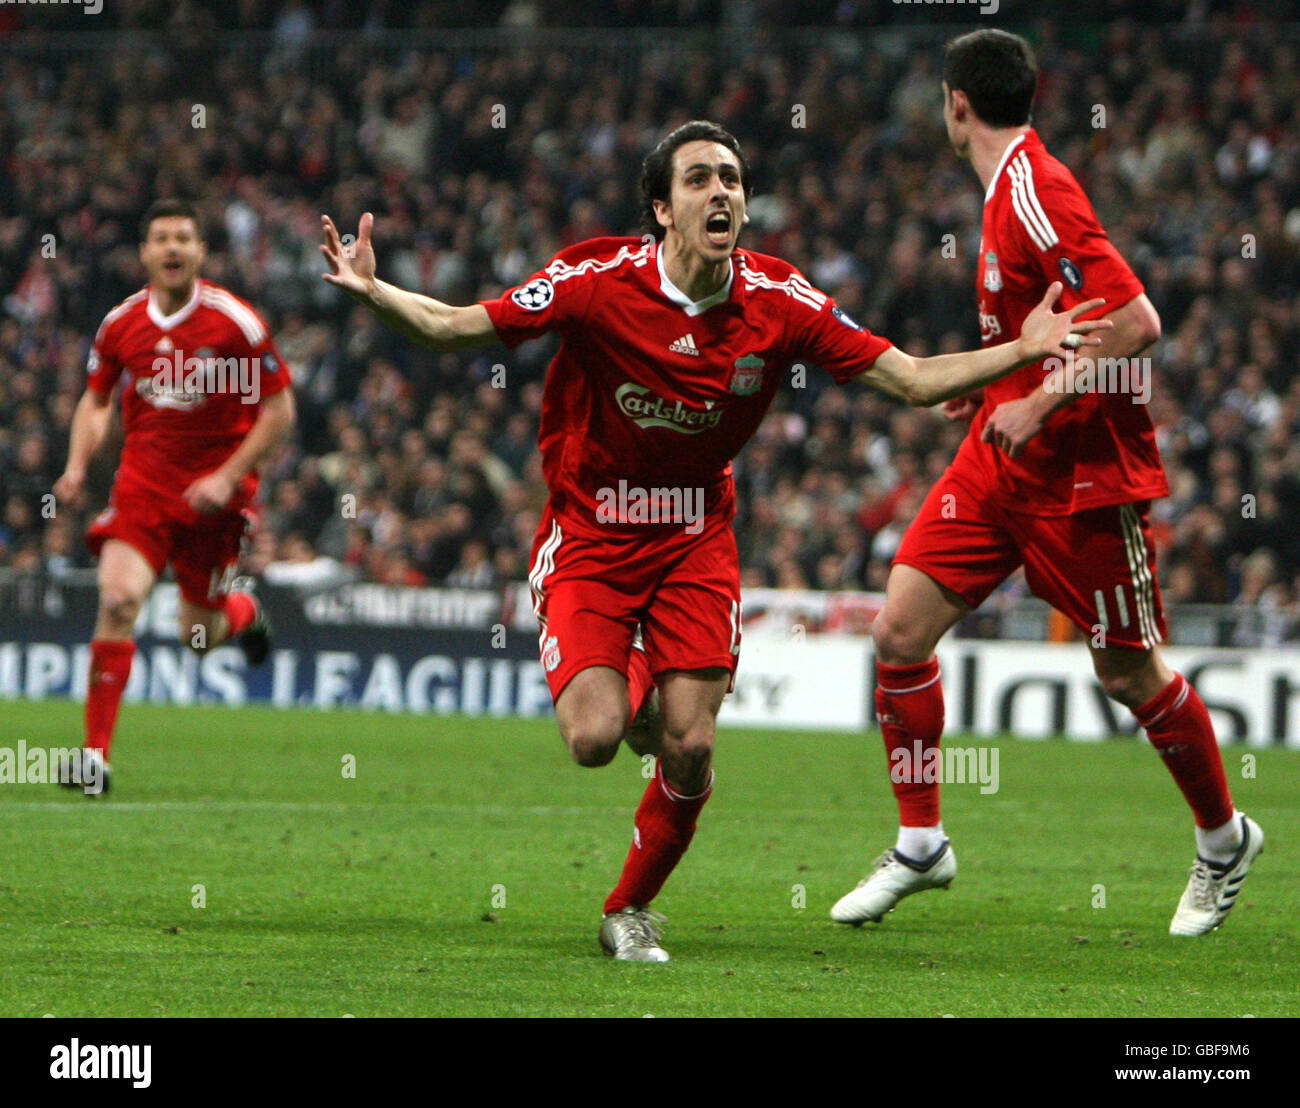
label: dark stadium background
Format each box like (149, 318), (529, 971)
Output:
(1, 0), (1298, 638)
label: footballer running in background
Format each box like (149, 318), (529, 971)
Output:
(320, 120), (1108, 961)
(830, 30), (1263, 937)
(53, 199), (295, 794)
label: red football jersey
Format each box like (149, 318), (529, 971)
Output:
(482, 237), (892, 539)
(961, 130), (1169, 515)
(87, 279), (290, 504)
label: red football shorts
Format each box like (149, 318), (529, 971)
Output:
(528, 506), (743, 702)
(894, 461), (1166, 649)
(86, 485), (255, 610)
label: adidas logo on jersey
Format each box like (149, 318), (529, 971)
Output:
(669, 334), (700, 356)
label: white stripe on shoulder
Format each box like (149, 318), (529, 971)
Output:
(545, 242), (653, 284)
(738, 256), (826, 311)
(201, 287), (267, 345)
(1008, 171), (1052, 251)
(1014, 153), (1060, 248)
(97, 288), (149, 337)
(1008, 153), (1059, 251)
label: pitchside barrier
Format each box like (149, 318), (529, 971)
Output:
(1, 573), (1296, 746)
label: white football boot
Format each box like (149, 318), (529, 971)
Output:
(57, 747), (111, 796)
(1169, 814), (1264, 935)
(600, 906), (670, 962)
(830, 842), (956, 925)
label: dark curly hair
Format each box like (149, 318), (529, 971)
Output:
(943, 29), (1038, 129)
(639, 120), (752, 242)
(139, 198), (204, 243)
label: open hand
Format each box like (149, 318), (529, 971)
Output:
(320, 212), (378, 300)
(1019, 282), (1112, 361)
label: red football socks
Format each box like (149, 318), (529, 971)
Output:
(86, 639), (135, 758)
(222, 591), (257, 639)
(625, 646), (654, 728)
(604, 760), (712, 915)
(877, 657), (946, 827)
(1136, 673), (1235, 829)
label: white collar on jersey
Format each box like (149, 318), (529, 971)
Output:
(657, 245), (734, 317)
(147, 278), (203, 331)
(985, 132), (1028, 203)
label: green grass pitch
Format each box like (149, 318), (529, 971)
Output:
(0, 699), (1295, 1017)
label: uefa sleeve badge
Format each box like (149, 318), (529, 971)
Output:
(512, 278), (555, 311)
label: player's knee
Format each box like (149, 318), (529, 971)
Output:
(661, 723), (714, 782)
(566, 735), (621, 768)
(1097, 669), (1149, 711)
(99, 589), (145, 633)
(560, 717), (623, 768)
(871, 613), (932, 665)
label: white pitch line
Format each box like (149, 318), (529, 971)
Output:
(0, 800), (613, 817)
(0, 799), (846, 818)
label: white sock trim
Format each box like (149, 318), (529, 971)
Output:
(1195, 810), (1242, 861)
(896, 824), (946, 859)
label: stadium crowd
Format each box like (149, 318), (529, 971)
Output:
(1, 5), (1299, 638)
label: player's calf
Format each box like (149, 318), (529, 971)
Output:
(623, 688), (663, 757)
(178, 590), (271, 665)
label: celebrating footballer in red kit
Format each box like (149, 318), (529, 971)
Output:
(54, 199), (296, 794)
(830, 30), (1263, 937)
(322, 120), (1108, 961)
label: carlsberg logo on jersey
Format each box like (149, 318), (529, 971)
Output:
(615, 383), (723, 433)
(144, 348), (263, 408)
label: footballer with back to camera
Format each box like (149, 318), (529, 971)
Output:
(321, 119), (1109, 961)
(53, 199), (295, 794)
(830, 30), (1263, 937)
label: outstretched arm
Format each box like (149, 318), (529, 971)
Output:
(858, 283), (1112, 407)
(320, 212), (498, 351)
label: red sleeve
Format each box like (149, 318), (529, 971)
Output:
(1006, 171), (1144, 320)
(248, 313), (291, 399)
(86, 318), (124, 396)
(786, 286), (893, 385)
(479, 262), (597, 349)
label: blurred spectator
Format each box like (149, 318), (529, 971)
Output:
(2, 10), (1297, 619)
(263, 532), (349, 586)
